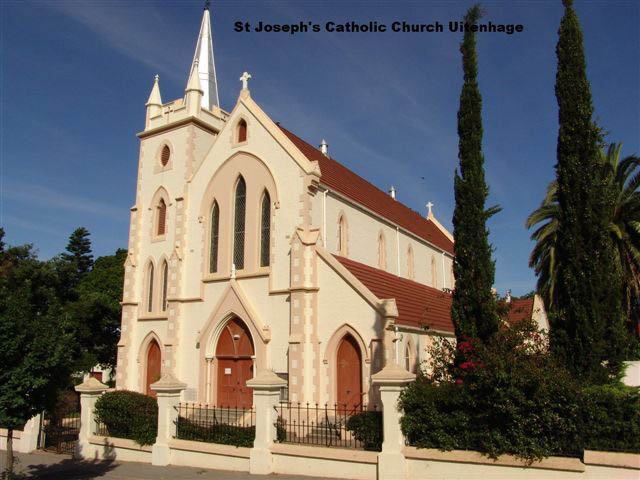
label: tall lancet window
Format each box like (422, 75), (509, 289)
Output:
(157, 198), (167, 236)
(237, 120), (247, 143)
(338, 214), (347, 256)
(407, 246), (415, 280)
(378, 233), (386, 270)
(147, 263), (154, 313)
(260, 191), (271, 267)
(431, 256), (438, 289)
(233, 177), (246, 270)
(209, 201), (220, 273)
(161, 261), (169, 312)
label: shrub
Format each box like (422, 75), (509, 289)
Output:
(176, 418), (254, 447)
(94, 390), (157, 446)
(345, 411), (382, 451)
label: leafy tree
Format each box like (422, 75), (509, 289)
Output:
(451, 4), (500, 345)
(0, 243), (77, 479)
(528, 143), (640, 337)
(551, 0), (630, 382)
(70, 249), (127, 371)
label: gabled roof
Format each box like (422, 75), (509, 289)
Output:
(334, 255), (538, 335)
(279, 126), (454, 255)
(334, 255), (454, 333)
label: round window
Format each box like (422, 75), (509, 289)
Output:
(161, 145), (170, 166)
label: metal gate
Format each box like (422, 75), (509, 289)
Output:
(39, 392), (81, 454)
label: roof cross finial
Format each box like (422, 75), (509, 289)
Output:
(239, 71), (252, 90)
(204, 0), (210, 10)
(426, 201), (434, 217)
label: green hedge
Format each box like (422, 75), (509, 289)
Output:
(94, 390), (158, 446)
(176, 418), (255, 447)
(345, 411), (382, 451)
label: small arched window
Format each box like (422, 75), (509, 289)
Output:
(338, 215), (347, 256)
(405, 344), (411, 372)
(209, 201), (220, 273)
(378, 233), (386, 270)
(237, 119), (247, 143)
(147, 263), (154, 313)
(157, 198), (167, 236)
(233, 176), (246, 270)
(160, 145), (170, 166)
(431, 256), (438, 289)
(260, 191), (271, 267)
(161, 261), (168, 312)
(407, 246), (415, 280)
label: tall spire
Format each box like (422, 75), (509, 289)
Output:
(189, 3), (220, 110)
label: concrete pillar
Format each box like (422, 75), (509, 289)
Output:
(75, 377), (108, 459)
(19, 414), (41, 453)
(247, 370), (287, 475)
(372, 358), (415, 479)
(151, 373), (186, 466)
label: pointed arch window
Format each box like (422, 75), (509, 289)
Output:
(378, 233), (386, 270)
(237, 119), (247, 143)
(209, 201), (220, 273)
(161, 261), (169, 312)
(147, 263), (154, 313)
(338, 215), (347, 256)
(407, 246), (415, 280)
(260, 191), (271, 267)
(157, 198), (167, 236)
(233, 176), (246, 270)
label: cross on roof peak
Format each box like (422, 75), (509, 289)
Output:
(426, 202), (434, 217)
(239, 71), (252, 90)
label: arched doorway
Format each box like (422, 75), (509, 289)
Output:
(336, 334), (363, 408)
(146, 339), (161, 397)
(216, 317), (254, 407)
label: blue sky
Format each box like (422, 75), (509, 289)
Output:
(1, 0), (638, 296)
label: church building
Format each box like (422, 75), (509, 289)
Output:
(115, 6), (544, 407)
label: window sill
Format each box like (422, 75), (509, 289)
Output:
(138, 314), (168, 321)
(151, 235), (167, 243)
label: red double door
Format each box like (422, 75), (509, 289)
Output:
(216, 318), (254, 408)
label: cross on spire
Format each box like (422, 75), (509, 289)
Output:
(426, 201), (434, 217)
(239, 71), (252, 90)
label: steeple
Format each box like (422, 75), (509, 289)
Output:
(188, 2), (220, 110)
(185, 60), (204, 115)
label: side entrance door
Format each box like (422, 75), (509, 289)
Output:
(337, 334), (363, 409)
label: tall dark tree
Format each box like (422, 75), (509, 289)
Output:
(63, 227), (94, 275)
(451, 5), (500, 345)
(551, 0), (629, 382)
(0, 227), (5, 254)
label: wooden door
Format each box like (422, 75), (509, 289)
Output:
(337, 335), (362, 408)
(146, 340), (161, 397)
(216, 318), (254, 407)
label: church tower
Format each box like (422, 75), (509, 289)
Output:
(116, 5), (228, 390)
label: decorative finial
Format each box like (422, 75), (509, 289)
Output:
(426, 201), (434, 217)
(154, 74), (159, 82)
(204, 0), (210, 10)
(239, 71), (252, 90)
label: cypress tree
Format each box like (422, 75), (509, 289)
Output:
(451, 5), (500, 344)
(552, 0), (629, 383)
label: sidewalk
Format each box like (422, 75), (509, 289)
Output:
(0, 450), (341, 480)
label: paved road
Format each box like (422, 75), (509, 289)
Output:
(0, 450), (341, 480)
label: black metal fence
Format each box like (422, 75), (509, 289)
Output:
(39, 392), (81, 454)
(174, 403), (256, 447)
(95, 420), (110, 437)
(275, 403), (382, 451)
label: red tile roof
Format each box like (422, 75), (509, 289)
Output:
(334, 255), (455, 333)
(279, 126), (454, 255)
(334, 255), (535, 334)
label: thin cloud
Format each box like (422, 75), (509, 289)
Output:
(4, 182), (125, 222)
(2, 214), (67, 238)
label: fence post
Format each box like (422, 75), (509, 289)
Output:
(151, 373), (186, 466)
(74, 377), (108, 459)
(247, 370), (287, 475)
(372, 363), (415, 480)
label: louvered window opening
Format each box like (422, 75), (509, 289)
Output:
(147, 265), (154, 313)
(238, 120), (247, 143)
(233, 177), (246, 270)
(210, 202), (220, 273)
(161, 145), (170, 166)
(158, 199), (166, 236)
(260, 192), (271, 267)
(161, 262), (168, 312)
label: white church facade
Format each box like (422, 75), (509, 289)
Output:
(115, 6), (542, 408)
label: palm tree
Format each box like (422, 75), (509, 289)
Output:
(527, 143), (640, 334)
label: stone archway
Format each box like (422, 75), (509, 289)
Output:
(336, 334), (363, 409)
(215, 317), (255, 407)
